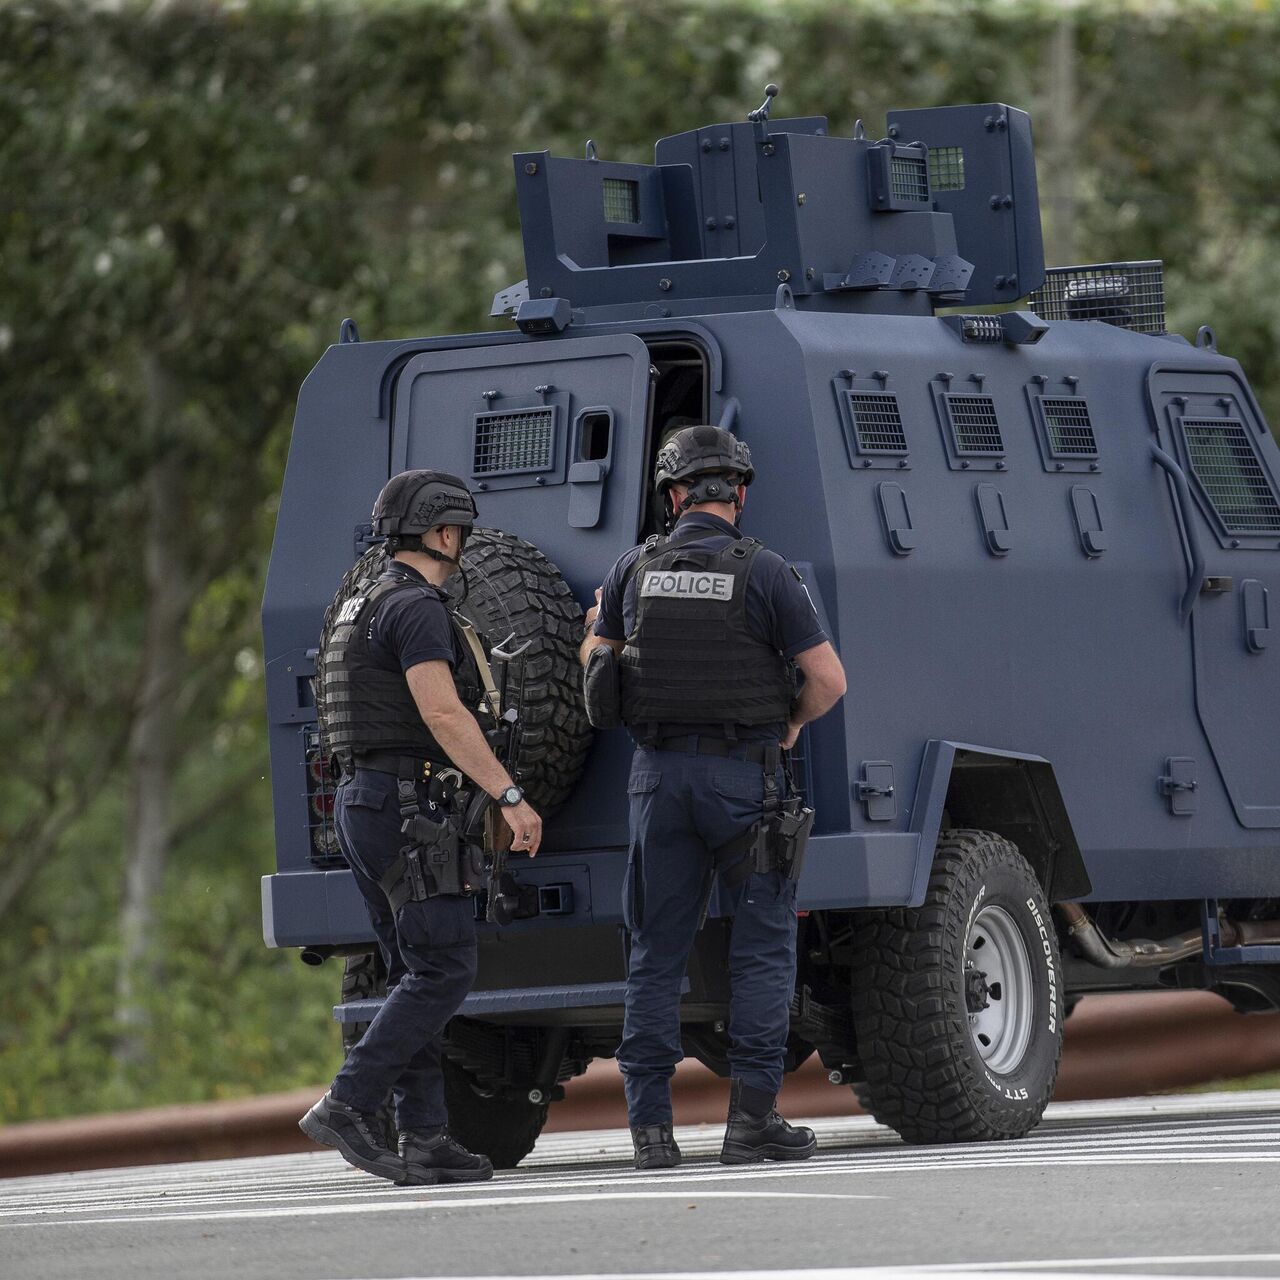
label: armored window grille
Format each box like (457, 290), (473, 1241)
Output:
(890, 155), (929, 204)
(1181, 419), (1280, 535)
(1027, 262), (1166, 335)
(928, 146), (965, 191)
(603, 178), (640, 224)
(944, 394), (1004, 454)
(845, 392), (908, 455)
(473, 407), (556, 476)
(1041, 398), (1098, 457)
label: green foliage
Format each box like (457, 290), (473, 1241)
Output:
(2, 0), (1278, 1123)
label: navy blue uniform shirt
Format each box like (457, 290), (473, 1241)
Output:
(595, 512), (827, 741)
(366, 562), (460, 674)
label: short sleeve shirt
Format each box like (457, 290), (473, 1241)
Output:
(365, 563), (460, 674)
(594, 512), (827, 739)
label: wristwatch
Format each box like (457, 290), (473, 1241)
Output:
(497, 785), (524, 807)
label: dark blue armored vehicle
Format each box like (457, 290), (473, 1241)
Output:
(262, 90), (1280, 1162)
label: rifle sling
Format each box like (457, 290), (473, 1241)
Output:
(454, 615), (502, 721)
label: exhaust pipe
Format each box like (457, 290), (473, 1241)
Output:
(298, 943), (375, 967)
(1056, 902), (1280, 970)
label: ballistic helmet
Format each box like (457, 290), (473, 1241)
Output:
(653, 425), (754, 526)
(371, 470), (477, 557)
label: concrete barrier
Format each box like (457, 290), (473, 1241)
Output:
(3, 990), (1278, 1179)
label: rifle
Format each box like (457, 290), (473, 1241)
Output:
(460, 632), (538, 925)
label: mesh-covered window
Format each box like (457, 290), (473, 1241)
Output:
(945, 394), (1004, 454)
(1041, 398), (1098, 457)
(845, 392), (907, 454)
(1182, 419), (1280, 535)
(474, 408), (555, 475)
(603, 178), (640, 224)
(928, 146), (965, 191)
(1027, 262), (1166, 335)
(890, 155), (929, 204)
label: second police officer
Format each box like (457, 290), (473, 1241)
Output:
(300, 470), (542, 1186)
(580, 426), (847, 1171)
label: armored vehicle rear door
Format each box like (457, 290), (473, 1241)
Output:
(1150, 364), (1280, 829)
(389, 333), (653, 848)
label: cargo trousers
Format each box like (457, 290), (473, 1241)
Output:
(616, 743), (798, 1127)
(328, 767), (477, 1134)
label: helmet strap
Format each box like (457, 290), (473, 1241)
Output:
(387, 527), (467, 567)
(421, 546), (462, 568)
(670, 474), (744, 527)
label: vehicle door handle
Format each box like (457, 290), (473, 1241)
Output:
(975, 483), (1013, 556)
(567, 459), (610, 529)
(876, 482), (916, 556)
(1151, 443), (1206, 625)
(1243, 579), (1271, 653)
(1070, 486), (1108, 558)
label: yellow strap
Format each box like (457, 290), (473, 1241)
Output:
(454, 615), (502, 720)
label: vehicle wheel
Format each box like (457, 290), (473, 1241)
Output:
(339, 955), (549, 1166)
(442, 1058), (549, 1169)
(339, 950), (387, 1053)
(451, 528), (592, 815)
(850, 829), (1064, 1144)
(337, 952), (397, 1147)
(317, 531), (592, 815)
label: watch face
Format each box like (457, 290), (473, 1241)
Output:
(502, 786), (522, 805)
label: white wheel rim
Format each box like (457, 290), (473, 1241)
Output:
(965, 903), (1035, 1075)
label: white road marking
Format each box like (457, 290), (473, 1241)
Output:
(3, 1151), (1278, 1218)
(2, 1102), (1278, 1232)
(311, 1260), (1280, 1280)
(5, 1142), (1280, 1222)
(4, 1188), (879, 1227)
(320, 1274), (1268, 1280)
(6, 1116), (1277, 1205)
(935, 1259), (1280, 1271)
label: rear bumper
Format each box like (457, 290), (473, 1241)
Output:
(261, 832), (923, 949)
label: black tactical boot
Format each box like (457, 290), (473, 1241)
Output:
(399, 1129), (495, 1185)
(299, 1091), (406, 1183)
(719, 1080), (817, 1164)
(631, 1122), (681, 1170)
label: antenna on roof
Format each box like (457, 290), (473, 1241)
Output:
(747, 83), (779, 142)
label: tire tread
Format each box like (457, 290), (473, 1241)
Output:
(849, 829), (1062, 1144)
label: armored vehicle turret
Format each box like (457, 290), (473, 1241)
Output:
(263, 89), (1280, 1160)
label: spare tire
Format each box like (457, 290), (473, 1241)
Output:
(451, 528), (592, 814)
(316, 530), (591, 815)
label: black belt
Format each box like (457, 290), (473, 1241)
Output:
(350, 750), (447, 778)
(652, 736), (780, 770)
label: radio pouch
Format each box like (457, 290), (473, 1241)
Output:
(583, 643), (622, 729)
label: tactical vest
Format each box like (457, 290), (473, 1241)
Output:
(319, 566), (483, 771)
(619, 532), (795, 734)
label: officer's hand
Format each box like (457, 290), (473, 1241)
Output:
(780, 720), (802, 751)
(583, 587), (602, 631)
(502, 799), (542, 857)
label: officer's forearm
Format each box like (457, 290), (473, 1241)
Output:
(789, 679), (842, 729)
(579, 631), (622, 667)
(787, 642), (847, 732)
(425, 708), (514, 800)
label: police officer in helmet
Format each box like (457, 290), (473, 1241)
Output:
(581, 426), (847, 1170)
(301, 470), (542, 1185)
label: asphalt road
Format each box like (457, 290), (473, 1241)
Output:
(3, 1091), (1279, 1280)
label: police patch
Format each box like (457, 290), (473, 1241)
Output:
(335, 595), (366, 625)
(640, 570), (735, 600)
